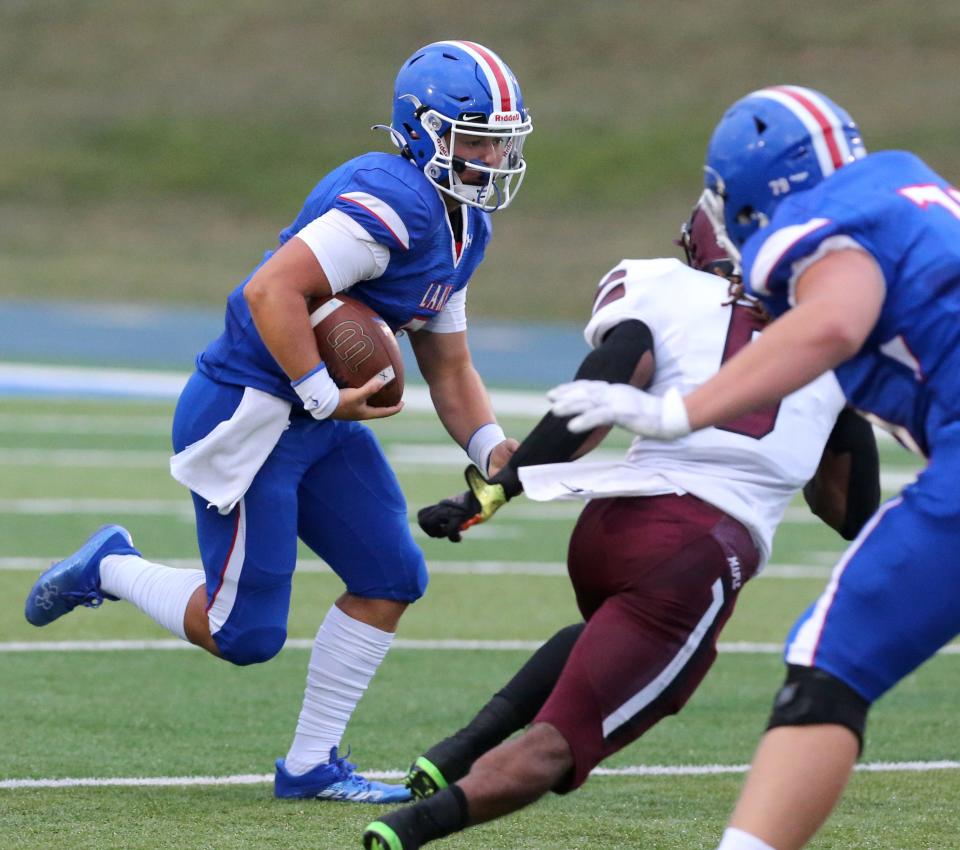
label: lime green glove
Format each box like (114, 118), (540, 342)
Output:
(417, 465), (508, 542)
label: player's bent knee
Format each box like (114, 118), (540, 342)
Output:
(216, 626), (287, 666)
(377, 544), (428, 602)
(767, 664), (871, 752)
(400, 544), (428, 601)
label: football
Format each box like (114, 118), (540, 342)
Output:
(308, 294), (404, 408)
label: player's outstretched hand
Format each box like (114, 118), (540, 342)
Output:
(418, 465), (508, 542)
(331, 376), (404, 421)
(547, 381), (691, 440)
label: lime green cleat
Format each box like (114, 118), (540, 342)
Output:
(404, 756), (449, 800)
(362, 820), (406, 850)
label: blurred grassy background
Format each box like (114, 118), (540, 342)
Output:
(4, 0), (960, 320)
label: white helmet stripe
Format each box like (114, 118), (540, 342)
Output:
(754, 85), (852, 177)
(439, 40), (517, 113)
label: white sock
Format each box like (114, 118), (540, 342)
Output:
(283, 604), (395, 776)
(100, 554), (206, 641)
(717, 827), (778, 850)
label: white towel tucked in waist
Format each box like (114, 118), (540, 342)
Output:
(170, 387), (292, 515)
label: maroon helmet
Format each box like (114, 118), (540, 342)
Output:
(679, 191), (738, 278)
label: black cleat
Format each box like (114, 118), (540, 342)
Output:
(404, 756), (449, 800)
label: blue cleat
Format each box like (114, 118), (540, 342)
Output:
(24, 525), (139, 627)
(274, 747), (411, 803)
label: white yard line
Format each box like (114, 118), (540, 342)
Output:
(0, 556), (833, 578)
(0, 638), (544, 653)
(0, 499), (196, 516)
(0, 413), (172, 434)
(2, 760), (957, 790)
(1, 638), (956, 655)
(0, 448), (169, 467)
(0, 446), (920, 488)
(0, 497), (585, 521)
(0, 364), (549, 415)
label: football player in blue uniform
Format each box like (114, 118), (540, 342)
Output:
(24, 40), (532, 804)
(550, 85), (960, 849)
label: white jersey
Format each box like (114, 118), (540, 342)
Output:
(519, 258), (845, 566)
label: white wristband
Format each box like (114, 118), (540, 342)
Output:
(466, 422), (506, 475)
(660, 386), (692, 438)
(292, 364), (340, 420)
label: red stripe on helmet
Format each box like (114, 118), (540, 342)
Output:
(771, 86), (844, 170)
(459, 40), (512, 112)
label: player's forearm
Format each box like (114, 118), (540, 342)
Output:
(505, 321), (655, 474)
(686, 251), (883, 432)
(684, 302), (859, 431)
(245, 272), (322, 382)
(428, 364), (498, 449)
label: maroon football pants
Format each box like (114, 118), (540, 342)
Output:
(535, 493), (759, 791)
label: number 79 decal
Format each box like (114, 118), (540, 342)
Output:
(715, 304), (781, 439)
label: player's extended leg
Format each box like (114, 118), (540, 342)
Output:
(25, 375), (300, 658)
(718, 726), (858, 850)
(24, 525), (148, 627)
(22, 520), (227, 651)
(277, 421), (426, 803)
(364, 494), (760, 848)
(405, 622), (585, 799)
(718, 452), (960, 850)
(168, 374), (303, 664)
(364, 723), (573, 850)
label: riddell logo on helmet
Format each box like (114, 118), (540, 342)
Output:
(492, 111), (522, 123)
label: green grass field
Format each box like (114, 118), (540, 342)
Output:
(1, 394), (955, 850)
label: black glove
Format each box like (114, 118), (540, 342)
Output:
(417, 465), (509, 542)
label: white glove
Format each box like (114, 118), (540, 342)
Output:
(547, 381), (692, 440)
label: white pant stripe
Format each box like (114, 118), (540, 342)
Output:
(207, 500), (247, 636)
(786, 496), (903, 667)
(601, 578), (725, 738)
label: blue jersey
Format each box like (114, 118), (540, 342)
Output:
(742, 151), (960, 456)
(197, 152), (492, 402)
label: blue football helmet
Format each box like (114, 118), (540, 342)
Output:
(703, 85), (866, 260)
(383, 41), (532, 212)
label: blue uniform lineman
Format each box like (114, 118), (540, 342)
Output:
(739, 148), (960, 706)
(548, 86), (960, 850)
(24, 40), (532, 804)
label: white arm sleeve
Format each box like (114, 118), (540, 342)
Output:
(293, 208), (391, 293)
(423, 286), (468, 333)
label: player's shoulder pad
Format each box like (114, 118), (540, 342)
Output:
(584, 257), (690, 349)
(333, 152), (445, 253)
(743, 200), (842, 309)
(744, 155), (909, 305)
(591, 257), (693, 315)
